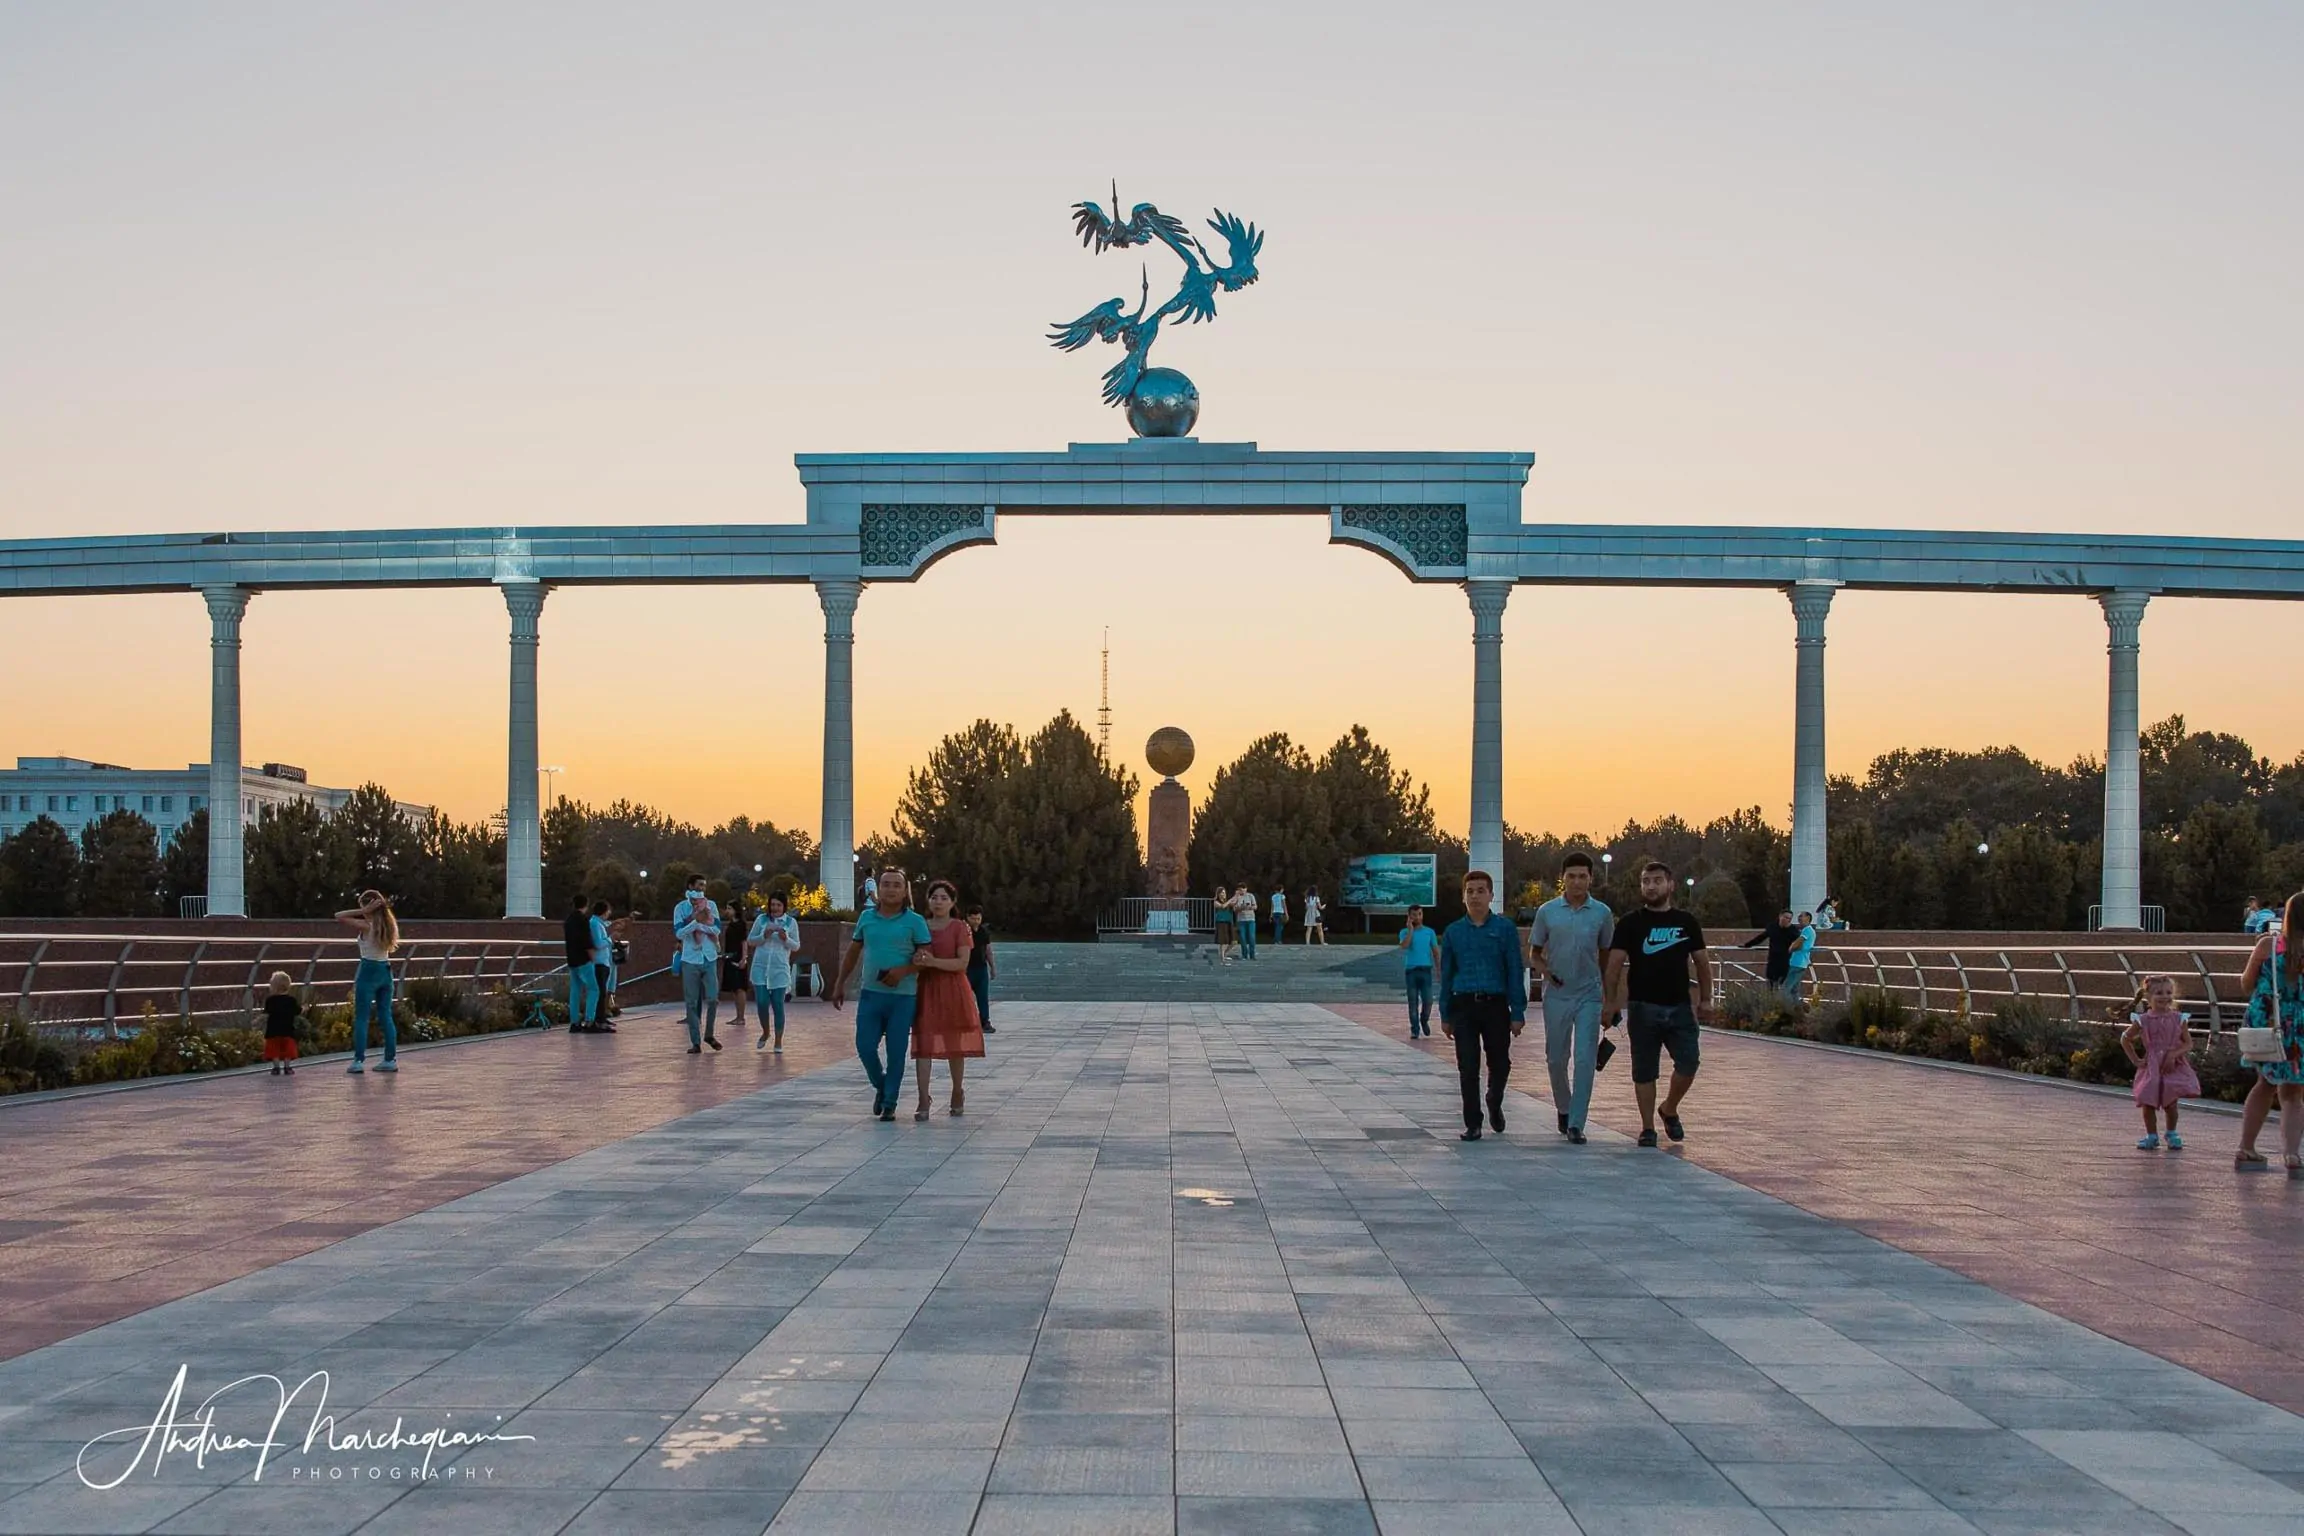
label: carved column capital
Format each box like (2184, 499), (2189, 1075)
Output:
(201, 586), (251, 634)
(1787, 580), (1838, 644)
(816, 577), (863, 641)
(1463, 578), (1512, 632)
(2098, 589), (2151, 651)
(501, 581), (548, 639)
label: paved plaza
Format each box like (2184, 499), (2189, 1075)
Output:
(2, 1004), (2301, 1535)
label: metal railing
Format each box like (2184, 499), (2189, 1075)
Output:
(0, 932), (566, 1037)
(1711, 939), (2262, 1034)
(1097, 897), (1219, 934)
(2087, 904), (2167, 933)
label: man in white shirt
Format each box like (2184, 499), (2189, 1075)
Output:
(675, 892), (723, 1054)
(1269, 887), (1289, 946)
(1233, 885), (1260, 959)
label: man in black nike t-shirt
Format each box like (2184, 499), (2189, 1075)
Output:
(1605, 859), (1714, 1148)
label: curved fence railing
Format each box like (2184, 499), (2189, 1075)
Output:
(0, 932), (567, 1037)
(1713, 940), (2264, 1034)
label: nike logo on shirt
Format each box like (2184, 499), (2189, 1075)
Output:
(1642, 928), (1688, 955)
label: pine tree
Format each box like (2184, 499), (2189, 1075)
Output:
(77, 810), (163, 917)
(245, 798), (355, 917)
(1187, 734), (1333, 902)
(161, 811), (210, 914)
(334, 783), (419, 895)
(971, 712), (1138, 935)
(0, 816), (81, 917)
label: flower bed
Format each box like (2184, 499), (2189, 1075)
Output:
(0, 979), (567, 1096)
(1715, 983), (2258, 1102)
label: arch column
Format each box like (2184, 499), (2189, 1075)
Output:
(817, 578), (861, 910)
(502, 582), (547, 919)
(1464, 579), (1511, 885)
(2098, 590), (2152, 930)
(1787, 581), (1838, 916)
(201, 587), (252, 918)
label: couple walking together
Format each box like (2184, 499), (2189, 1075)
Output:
(1433, 856), (1713, 1147)
(827, 867), (985, 1121)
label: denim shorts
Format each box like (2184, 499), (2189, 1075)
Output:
(1627, 1002), (1701, 1084)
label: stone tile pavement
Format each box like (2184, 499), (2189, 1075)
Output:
(1, 1003), (2299, 1534)
(0, 1001), (857, 1360)
(1333, 1000), (2304, 1416)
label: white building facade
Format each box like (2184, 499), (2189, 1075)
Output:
(0, 757), (430, 849)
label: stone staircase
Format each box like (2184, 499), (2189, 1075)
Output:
(988, 939), (1415, 1002)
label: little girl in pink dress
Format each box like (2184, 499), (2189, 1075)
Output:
(2123, 975), (2201, 1151)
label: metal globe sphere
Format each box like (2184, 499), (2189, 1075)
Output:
(1126, 368), (1201, 438)
(1145, 726), (1196, 779)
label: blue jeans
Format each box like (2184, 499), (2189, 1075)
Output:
(969, 967), (991, 1026)
(352, 958), (396, 1062)
(1405, 967), (1434, 1034)
(568, 964), (599, 1026)
(760, 984), (788, 1039)
(855, 989), (916, 1111)
(1543, 986), (1604, 1131)
(682, 962), (720, 1046)
(1272, 915), (1286, 945)
(1240, 919), (1258, 959)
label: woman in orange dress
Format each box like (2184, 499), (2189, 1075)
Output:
(912, 879), (986, 1119)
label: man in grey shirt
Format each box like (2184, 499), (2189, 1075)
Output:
(1526, 851), (1615, 1145)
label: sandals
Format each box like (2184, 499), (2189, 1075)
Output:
(2288, 1154), (2304, 1179)
(2235, 1148), (2270, 1171)
(949, 1090), (965, 1117)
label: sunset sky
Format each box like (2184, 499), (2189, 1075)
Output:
(3, 3), (2300, 845)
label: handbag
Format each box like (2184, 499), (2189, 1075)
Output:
(2238, 936), (2287, 1065)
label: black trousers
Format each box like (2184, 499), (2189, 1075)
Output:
(1450, 992), (1513, 1130)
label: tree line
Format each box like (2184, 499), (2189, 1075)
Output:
(4, 712), (2295, 932)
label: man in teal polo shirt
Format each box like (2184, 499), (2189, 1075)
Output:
(828, 866), (932, 1122)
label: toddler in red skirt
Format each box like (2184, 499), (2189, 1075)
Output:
(263, 971), (301, 1076)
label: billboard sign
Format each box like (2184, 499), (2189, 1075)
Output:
(1343, 853), (1438, 910)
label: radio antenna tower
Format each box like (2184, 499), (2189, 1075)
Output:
(1098, 628), (1112, 758)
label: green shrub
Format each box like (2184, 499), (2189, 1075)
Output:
(400, 977), (477, 1024)
(0, 1015), (77, 1094)
(1800, 1000), (1859, 1046)
(1719, 982), (1803, 1035)
(2193, 1036), (2259, 1103)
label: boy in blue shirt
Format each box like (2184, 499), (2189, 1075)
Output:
(1396, 905), (1441, 1038)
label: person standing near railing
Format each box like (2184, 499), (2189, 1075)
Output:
(333, 890), (399, 1074)
(563, 893), (600, 1032)
(589, 900), (619, 1032)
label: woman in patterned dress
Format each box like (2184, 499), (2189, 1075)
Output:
(2234, 891), (2304, 1174)
(911, 879), (985, 1119)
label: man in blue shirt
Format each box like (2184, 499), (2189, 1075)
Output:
(829, 865), (933, 1122)
(1438, 870), (1527, 1141)
(1396, 905), (1441, 1038)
